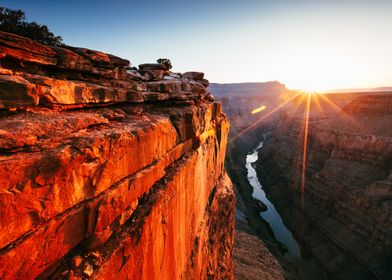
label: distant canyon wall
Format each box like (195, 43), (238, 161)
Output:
(211, 82), (292, 134)
(257, 93), (392, 279)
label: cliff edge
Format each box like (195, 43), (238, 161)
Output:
(0, 31), (234, 279)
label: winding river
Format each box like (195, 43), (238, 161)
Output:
(245, 141), (301, 260)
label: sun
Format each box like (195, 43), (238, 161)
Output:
(300, 90), (320, 96)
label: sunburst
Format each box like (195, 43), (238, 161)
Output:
(230, 89), (365, 211)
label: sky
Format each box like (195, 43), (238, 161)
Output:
(2, 0), (392, 90)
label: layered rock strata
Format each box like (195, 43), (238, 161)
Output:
(0, 32), (234, 279)
(211, 82), (301, 280)
(257, 93), (392, 279)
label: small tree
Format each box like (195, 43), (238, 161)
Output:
(0, 7), (63, 46)
(157, 58), (172, 70)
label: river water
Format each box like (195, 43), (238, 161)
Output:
(245, 141), (301, 260)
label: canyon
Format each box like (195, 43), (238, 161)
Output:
(212, 82), (392, 280)
(1, 29), (391, 280)
(0, 31), (234, 279)
(257, 92), (392, 280)
(212, 82), (300, 280)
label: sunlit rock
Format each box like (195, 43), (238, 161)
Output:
(0, 32), (234, 280)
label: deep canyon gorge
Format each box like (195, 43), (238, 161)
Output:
(0, 30), (391, 280)
(212, 83), (392, 280)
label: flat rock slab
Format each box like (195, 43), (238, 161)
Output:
(0, 75), (38, 108)
(183, 71), (204, 80)
(139, 63), (167, 70)
(0, 31), (56, 57)
(67, 47), (130, 69)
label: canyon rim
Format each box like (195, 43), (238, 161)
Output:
(1, 1), (392, 280)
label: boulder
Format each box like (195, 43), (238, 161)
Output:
(252, 199), (267, 212)
(138, 63), (167, 71)
(183, 71), (204, 80)
(200, 78), (209, 87)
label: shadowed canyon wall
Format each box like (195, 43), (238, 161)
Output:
(211, 82), (298, 280)
(0, 32), (234, 279)
(212, 83), (392, 280)
(257, 93), (392, 279)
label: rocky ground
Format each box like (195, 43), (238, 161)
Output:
(234, 230), (286, 280)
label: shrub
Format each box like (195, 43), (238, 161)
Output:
(157, 58), (172, 70)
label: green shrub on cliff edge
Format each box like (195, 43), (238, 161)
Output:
(157, 58), (172, 70)
(0, 6), (63, 46)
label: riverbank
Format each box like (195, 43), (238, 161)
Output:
(226, 130), (298, 279)
(228, 133), (329, 280)
(247, 142), (329, 280)
(246, 142), (301, 260)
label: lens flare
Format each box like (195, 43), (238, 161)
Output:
(230, 92), (301, 143)
(251, 105), (267, 114)
(301, 92), (311, 210)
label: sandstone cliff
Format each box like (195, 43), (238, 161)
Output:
(257, 93), (392, 279)
(0, 31), (234, 279)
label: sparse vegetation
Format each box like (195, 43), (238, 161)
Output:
(157, 58), (172, 70)
(0, 6), (63, 46)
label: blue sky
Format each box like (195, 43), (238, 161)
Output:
(2, 0), (392, 90)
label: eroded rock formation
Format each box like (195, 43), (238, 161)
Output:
(257, 93), (392, 279)
(0, 31), (234, 279)
(210, 82), (299, 280)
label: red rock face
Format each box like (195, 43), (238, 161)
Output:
(0, 32), (234, 279)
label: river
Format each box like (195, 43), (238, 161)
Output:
(245, 141), (301, 260)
